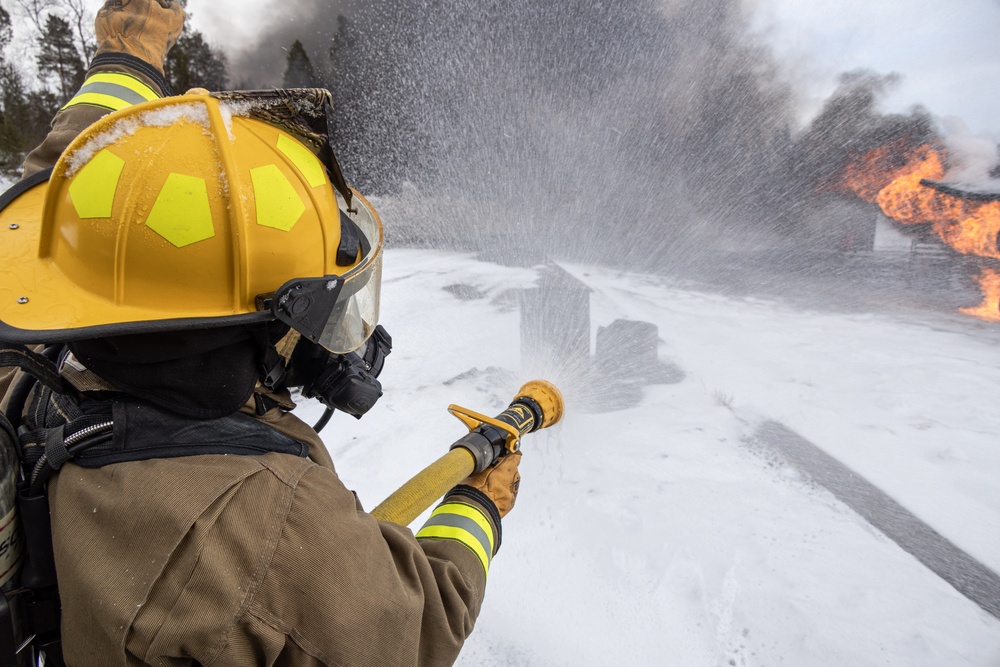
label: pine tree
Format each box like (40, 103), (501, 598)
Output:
(0, 3), (10, 55)
(282, 39), (316, 88)
(327, 15), (353, 85)
(163, 3), (228, 93)
(0, 3), (49, 170)
(0, 2), (17, 168)
(36, 13), (85, 100)
(323, 10), (436, 192)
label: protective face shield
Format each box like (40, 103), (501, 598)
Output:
(268, 197), (383, 354)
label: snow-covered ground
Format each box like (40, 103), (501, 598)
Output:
(301, 248), (1000, 667)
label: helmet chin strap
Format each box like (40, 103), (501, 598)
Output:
(260, 344), (287, 392)
(255, 324), (299, 393)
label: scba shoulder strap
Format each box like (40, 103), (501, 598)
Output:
(19, 397), (311, 493)
(4, 342), (311, 492)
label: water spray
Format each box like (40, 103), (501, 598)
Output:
(370, 380), (563, 526)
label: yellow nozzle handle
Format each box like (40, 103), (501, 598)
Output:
(447, 405), (523, 452)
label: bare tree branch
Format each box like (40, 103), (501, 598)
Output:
(63, 0), (94, 61)
(10, 0), (58, 35)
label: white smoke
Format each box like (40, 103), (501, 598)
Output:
(939, 117), (1000, 190)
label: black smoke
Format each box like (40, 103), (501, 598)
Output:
(224, 0), (349, 86)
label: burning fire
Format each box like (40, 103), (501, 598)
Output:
(961, 268), (1000, 322)
(843, 143), (1000, 320)
(843, 144), (943, 205)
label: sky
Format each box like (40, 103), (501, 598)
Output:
(186, 0), (1000, 138)
(744, 0), (1000, 138)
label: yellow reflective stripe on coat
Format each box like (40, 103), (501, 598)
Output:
(416, 502), (495, 576)
(61, 72), (160, 112)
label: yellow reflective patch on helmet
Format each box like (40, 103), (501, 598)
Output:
(145, 173), (215, 247)
(276, 134), (328, 188)
(68, 149), (125, 219)
(251, 164), (306, 231)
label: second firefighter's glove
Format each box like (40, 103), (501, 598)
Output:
(460, 450), (522, 518)
(95, 0), (186, 72)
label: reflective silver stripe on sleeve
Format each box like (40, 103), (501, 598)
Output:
(421, 513), (493, 561)
(60, 72), (160, 112)
(74, 81), (151, 107)
(416, 503), (495, 576)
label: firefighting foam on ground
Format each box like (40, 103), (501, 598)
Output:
(310, 249), (1000, 666)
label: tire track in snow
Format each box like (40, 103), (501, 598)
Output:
(756, 421), (1000, 621)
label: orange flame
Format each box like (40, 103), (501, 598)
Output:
(843, 144), (1000, 320)
(960, 268), (1000, 322)
(843, 144), (943, 205)
(938, 210), (1000, 260)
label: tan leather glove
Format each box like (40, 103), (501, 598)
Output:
(460, 451), (522, 518)
(94, 0), (186, 71)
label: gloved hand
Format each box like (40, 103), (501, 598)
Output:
(459, 450), (522, 518)
(94, 0), (186, 71)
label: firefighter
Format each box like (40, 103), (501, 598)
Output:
(0, 1), (522, 665)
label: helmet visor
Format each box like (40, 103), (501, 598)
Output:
(270, 195), (383, 354)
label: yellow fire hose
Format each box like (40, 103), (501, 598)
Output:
(371, 380), (563, 526)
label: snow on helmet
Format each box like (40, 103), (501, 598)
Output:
(0, 91), (383, 353)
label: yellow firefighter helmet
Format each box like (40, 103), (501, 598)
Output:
(0, 91), (383, 353)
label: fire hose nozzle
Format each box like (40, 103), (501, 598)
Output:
(370, 380), (563, 526)
(448, 379), (564, 468)
(515, 379), (564, 430)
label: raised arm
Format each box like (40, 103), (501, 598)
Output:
(22, 0), (184, 176)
